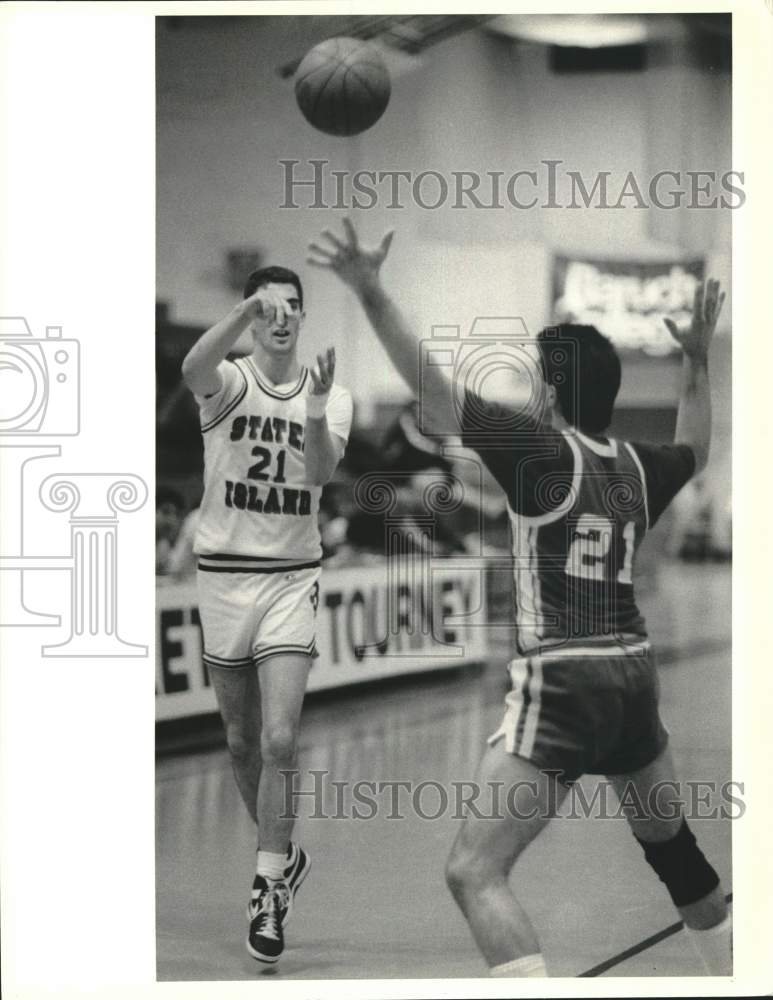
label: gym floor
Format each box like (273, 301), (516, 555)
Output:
(155, 562), (731, 980)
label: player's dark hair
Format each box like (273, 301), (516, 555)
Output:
(243, 266), (304, 310)
(537, 324), (621, 434)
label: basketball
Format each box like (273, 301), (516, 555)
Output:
(295, 37), (391, 137)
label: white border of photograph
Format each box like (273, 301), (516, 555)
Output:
(1, 1), (771, 997)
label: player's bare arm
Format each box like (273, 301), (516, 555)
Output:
(181, 286), (291, 397)
(307, 219), (458, 433)
(304, 346), (346, 485)
(665, 278), (725, 474)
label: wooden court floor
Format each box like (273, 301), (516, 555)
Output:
(156, 564), (732, 981)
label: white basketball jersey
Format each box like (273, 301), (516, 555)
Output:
(193, 357), (353, 565)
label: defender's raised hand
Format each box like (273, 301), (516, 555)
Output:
(307, 218), (394, 293)
(664, 279), (725, 362)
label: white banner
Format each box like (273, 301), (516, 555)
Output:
(156, 562), (490, 721)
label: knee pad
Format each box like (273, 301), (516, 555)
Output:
(635, 819), (719, 907)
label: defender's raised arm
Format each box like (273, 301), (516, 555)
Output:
(665, 278), (725, 474)
(307, 219), (458, 433)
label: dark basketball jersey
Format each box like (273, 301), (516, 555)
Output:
(462, 398), (695, 657)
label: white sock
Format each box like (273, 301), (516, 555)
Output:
(256, 849), (287, 881)
(255, 841), (293, 859)
(684, 913), (732, 976)
(490, 953), (547, 978)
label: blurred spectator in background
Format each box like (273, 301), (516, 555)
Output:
(666, 474), (731, 562)
(712, 494), (732, 559)
(156, 488), (185, 575)
(333, 399), (386, 478)
(381, 401), (454, 479)
(166, 505), (201, 580)
(319, 401), (514, 564)
(342, 403), (464, 562)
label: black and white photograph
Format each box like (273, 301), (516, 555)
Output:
(2, 3), (772, 998)
(154, 8), (737, 982)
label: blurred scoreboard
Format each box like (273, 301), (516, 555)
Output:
(553, 256), (705, 357)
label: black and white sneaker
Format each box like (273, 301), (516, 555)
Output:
(248, 842), (311, 927)
(281, 842), (311, 925)
(247, 880), (289, 964)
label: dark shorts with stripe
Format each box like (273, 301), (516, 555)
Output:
(487, 649), (669, 783)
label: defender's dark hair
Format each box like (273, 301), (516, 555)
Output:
(537, 324), (621, 434)
(243, 266), (303, 310)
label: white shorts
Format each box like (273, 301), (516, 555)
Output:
(196, 564), (321, 668)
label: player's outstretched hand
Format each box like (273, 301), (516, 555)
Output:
(309, 346), (336, 397)
(664, 279), (725, 362)
(307, 218), (394, 293)
(242, 286), (289, 327)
